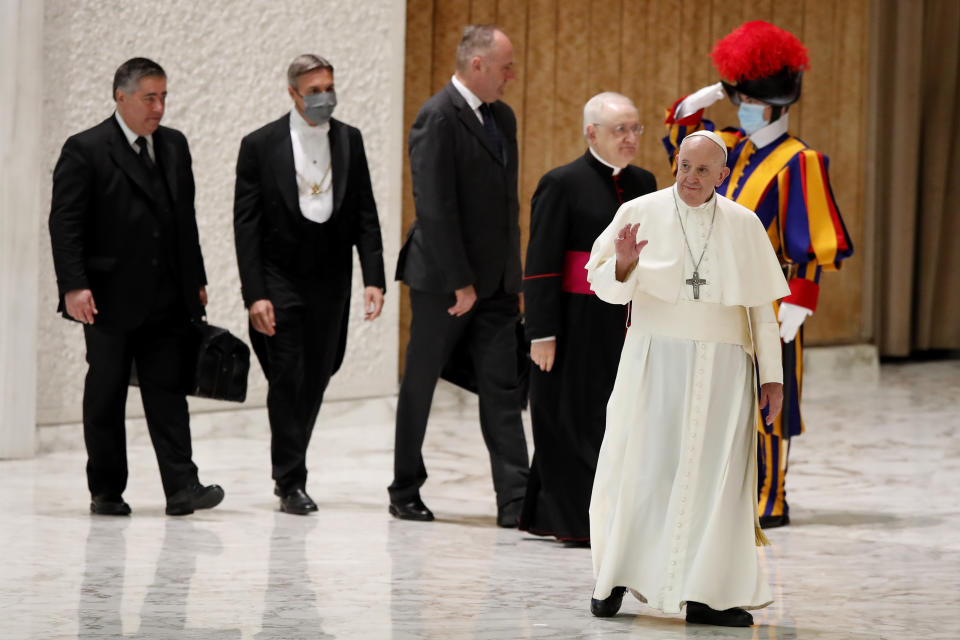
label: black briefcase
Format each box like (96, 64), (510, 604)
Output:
(128, 322), (250, 402)
(190, 323), (250, 402)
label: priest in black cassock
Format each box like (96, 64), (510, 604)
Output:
(518, 92), (657, 544)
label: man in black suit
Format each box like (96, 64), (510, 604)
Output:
(391, 25), (529, 526)
(49, 57), (224, 516)
(234, 54), (386, 515)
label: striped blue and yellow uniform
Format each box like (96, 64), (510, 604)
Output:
(664, 104), (853, 521)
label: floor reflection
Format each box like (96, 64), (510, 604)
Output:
(255, 513), (331, 640)
(134, 519), (237, 638)
(388, 519), (427, 639)
(79, 517), (129, 638)
(4, 360), (958, 638)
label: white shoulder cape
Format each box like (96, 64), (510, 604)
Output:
(585, 186), (789, 307)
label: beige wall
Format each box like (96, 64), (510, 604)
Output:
(400, 0), (871, 369)
(0, 0), (43, 457)
(34, 0), (407, 426)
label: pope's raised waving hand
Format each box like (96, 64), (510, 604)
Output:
(614, 223), (648, 282)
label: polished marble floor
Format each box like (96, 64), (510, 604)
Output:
(2, 358), (959, 639)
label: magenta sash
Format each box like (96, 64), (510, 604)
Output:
(561, 251), (593, 295)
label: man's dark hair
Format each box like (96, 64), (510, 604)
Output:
(112, 57), (166, 100)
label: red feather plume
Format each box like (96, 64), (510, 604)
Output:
(710, 20), (809, 83)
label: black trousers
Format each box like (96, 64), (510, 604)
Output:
(82, 302), (198, 499)
(251, 299), (346, 491)
(390, 288), (529, 507)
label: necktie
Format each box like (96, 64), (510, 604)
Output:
(478, 103), (504, 162)
(135, 136), (156, 171)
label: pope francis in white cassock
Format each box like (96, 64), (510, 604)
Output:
(585, 130), (789, 628)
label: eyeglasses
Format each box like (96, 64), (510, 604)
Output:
(593, 123), (644, 137)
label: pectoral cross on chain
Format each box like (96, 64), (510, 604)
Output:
(686, 271), (707, 300)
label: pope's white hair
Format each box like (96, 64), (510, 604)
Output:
(583, 92), (636, 137)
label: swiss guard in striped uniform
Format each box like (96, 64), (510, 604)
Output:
(663, 21), (853, 529)
(519, 92), (657, 544)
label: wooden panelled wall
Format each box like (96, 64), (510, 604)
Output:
(401, 0), (869, 370)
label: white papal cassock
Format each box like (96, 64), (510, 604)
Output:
(586, 184), (789, 614)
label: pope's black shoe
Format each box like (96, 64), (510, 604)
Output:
(590, 586), (626, 617)
(759, 513), (790, 529)
(280, 487), (318, 515)
(165, 482), (225, 516)
(685, 601), (753, 627)
(389, 497), (434, 521)
(90, 494), (131, 516)
(497, 498), (523, 528)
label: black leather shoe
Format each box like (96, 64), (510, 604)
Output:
(590, 586), (626, 617)
(563, 539), (591, 548)
(759, 513), (790, 529)
(280, 487), (318, 515)
(389, 498), (434, 521)
(165, 483), (225, 516)
(497, 498), (523, 528)
(686, 601), (753, 627)
(90, 494), (131, 516)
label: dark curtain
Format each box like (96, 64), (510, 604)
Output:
(871, 0), (960, 356)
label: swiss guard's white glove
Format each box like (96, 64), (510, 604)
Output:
(778, 302), (813, 343)
(674, 82), (726, 120)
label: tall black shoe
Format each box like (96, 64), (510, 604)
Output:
(759, 513), (790, 529)
(590, 586), (626, 617)
(686, 601), (753, 627)
(165, 482), (225, 516)
(90, 494), (131, 516)
(389, 497), (434, 521)
(497, 498), (523, 528)
(279, 487), (318, 515)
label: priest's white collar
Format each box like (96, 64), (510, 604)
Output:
(748, 113), (789, 149)
(289, 107), (329, 136)
(589, 147), (622, 176)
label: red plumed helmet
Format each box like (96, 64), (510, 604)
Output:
(710, 21), (809, 106)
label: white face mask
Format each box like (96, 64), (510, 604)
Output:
(738, 102), (768, 135)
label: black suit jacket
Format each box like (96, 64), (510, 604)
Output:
(49, 116), (207, 330)
(233, 114), (386, 309)
(396, 82), (522, 297)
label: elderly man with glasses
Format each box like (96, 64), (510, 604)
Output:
(518, 92), (656, 546)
